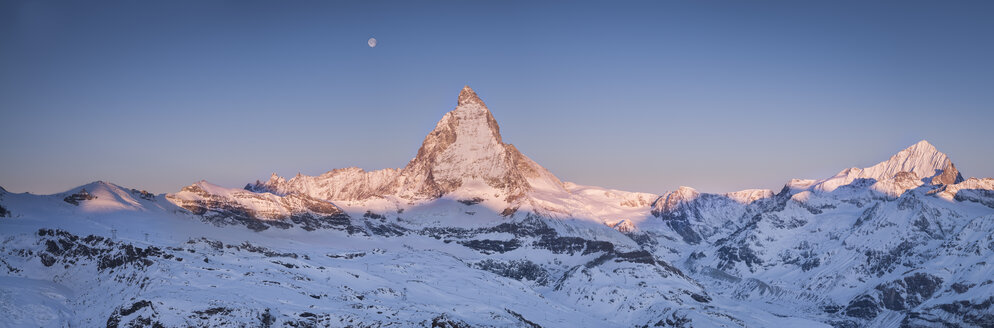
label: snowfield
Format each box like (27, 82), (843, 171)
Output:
(1, 87), (992, 327)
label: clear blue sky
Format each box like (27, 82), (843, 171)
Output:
(2, 0), (992, 195)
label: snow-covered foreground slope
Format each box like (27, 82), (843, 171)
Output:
(2, 87), (993, 327)
(0, 190), (828, 327)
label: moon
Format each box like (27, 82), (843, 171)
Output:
(367, 38), (377, 48)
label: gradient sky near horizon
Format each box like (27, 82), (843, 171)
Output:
(2, 0), (993, 195)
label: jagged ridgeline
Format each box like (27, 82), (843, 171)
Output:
(1, 87), (992, 327)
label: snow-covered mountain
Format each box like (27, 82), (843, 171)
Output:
(1, 87), (992, 327)
(789, 140), (965, 196)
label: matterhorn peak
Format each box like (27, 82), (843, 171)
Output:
(247, 86), (566, 205)
(387, 86), (565, 202)
(457, 85), (485, 108)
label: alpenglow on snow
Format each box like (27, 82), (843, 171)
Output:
(1, 86), (993, 327)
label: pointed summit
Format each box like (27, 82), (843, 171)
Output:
(909, 139), (936, 151)
(880, 140), (962, 185)
(898, 140), (940, 164)
(457, 85), (485, 107)
(810, 140), (964, 192)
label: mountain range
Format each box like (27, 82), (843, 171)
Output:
(1, 86), (992, 327)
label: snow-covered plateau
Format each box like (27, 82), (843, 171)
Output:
(1, 86), (992, 327)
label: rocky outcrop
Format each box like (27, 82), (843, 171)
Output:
(63, 188), (97, 205)
(930, 161), (964, 185)
(0, 188), (9, 218)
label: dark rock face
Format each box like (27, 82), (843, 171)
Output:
(39, 253), (56, 266)
(657, 312), (693, 328)
(458, 239), (522, 254)
(63, 189), (97, 205)
(843, 273), (946, 322)
(504, 309), (542, 328)
(845, 294), (881, 319)
(864, 241), (915, 277)
(689, 292), (711, 303)
(716, 245), (763, 272)
(98, 243), (164, 271)
(130, 189), (155, 201)
(486, 218), (557, 239)
(457, 197), (484, 206)
(902, 273), (943, 302)
(365, 222), (407, 237)
(288, 213), (360, 233)
(615, 250), (657, 265)
(421, 217), (623, 257)
(950, 282), (974, 294)
(534, 236), (614, 255)
(219, 240), (300, 259)
(664, 219), (702, 245)
(474, 259), (549, 285)
(430, 314), (472, 328)
(930, 161), (965, 185)
(800, 258), (821, 271)
(854, 203), (881, 227)
(931, 297), (994, 327)
(877, 283), (907, 311)
(36, 229), (164, 272)
(106, 300), (164, 328)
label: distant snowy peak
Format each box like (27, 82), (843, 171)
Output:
(801, 140), (964, 194)
(652, 186), (701, 213)
(651, 186), (773, 214)
(60, 181), (156, 212)
(870, 140), (963, 184)
(249, 167), (400, 202)
(725, 189), (775, 204)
